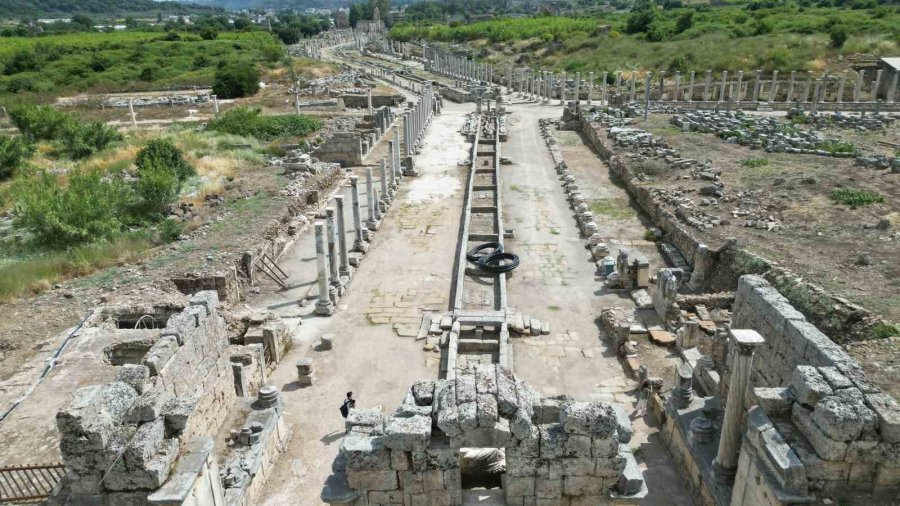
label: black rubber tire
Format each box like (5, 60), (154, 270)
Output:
(467, 242), (504, 263)
(477, 252), (520, 273)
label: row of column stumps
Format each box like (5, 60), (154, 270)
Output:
(315, 86), (436, 316)
(416, 48), (898, 106)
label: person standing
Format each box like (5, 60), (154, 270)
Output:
(340, 391), (356, 432)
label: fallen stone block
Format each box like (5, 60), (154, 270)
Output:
(117, 365), (149, 395)
(811, 396), (876, 442)
(560, 401), (617, 438)
(865, 393), (900, 443)
(612, 405), (633, 443)
(383, 415), (431, 452)
(341, 432), (390, 471)
(314, 334), (334, 351)
(125, 388), (173, 423)
(792, 365), (833, 407)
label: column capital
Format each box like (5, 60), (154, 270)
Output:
(728, 328), (764, 354)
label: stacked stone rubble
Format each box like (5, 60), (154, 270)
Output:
(322, 365), (645, 505)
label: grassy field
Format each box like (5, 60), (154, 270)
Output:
(0, 30), (284, 106)
(390, 5), (899, 73)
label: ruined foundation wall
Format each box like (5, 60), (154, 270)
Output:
(340, 94), (403, 108)
(577, 115), (892, 343)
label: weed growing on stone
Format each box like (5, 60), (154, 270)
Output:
(830, 188), (884, 208)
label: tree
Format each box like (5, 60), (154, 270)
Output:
(625, 0), (659, 34)
(200, 27), (218, 40)
(212, 61), (260, 99)
(0, 135), (32, 180)
(675, 10), (694, 33)
(71, 14), (94, 30)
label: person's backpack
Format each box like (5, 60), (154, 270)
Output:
(340, 399), (351, 418)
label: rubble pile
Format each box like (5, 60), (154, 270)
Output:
(671, 111), (860, 157)
(787, 108), (895, 132)
(298, 71), (369, 97)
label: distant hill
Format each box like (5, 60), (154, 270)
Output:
(0, 0), (222, 19)
(184, 0), (350, 9)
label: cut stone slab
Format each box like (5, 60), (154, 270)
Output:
(792, 365), (833, 407)
(865, 393), (900, 443)
(648, 330), (675, 345)
(629, 289), (653, 309)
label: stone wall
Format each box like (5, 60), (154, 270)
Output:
(322, 365), (644, 506)
(577, 113), (893, 343)
(52, 292), (240, 504)
(340, 94), (404, 108)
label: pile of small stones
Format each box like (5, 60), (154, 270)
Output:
(787, 108), (895, 132)
(670, 111), (859, 158)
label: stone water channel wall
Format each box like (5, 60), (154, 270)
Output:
(574, 108), (893, 343)
(321, 365), (646, 506)
(51, 291), (290, 505)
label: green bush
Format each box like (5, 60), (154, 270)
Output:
(0, 135), (33, 180)
(136, 138), (194, 183)
(157, 219), (184, 242)
(61, 122), (123, 160)
(829, 188), (884, 208)
(133, 139), (194, 218)
(207, 107), (322, 140)
(741, 158), (769, 168)
(13, 170), (134, 248)
(212, 60), (260, 99)
(8, 105), (74, 142)
(829, 25), (848, 47)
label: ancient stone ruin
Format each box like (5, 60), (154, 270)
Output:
(321, 365), (645, 505)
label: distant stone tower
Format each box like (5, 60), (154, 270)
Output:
(373, 6), (381, 29)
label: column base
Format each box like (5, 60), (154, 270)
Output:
(353, 239), (369, 253)
(339, 266), (352, 278)
(367, 219), (381, 231)
(712, 459), (736, 485)
(315, 299), (335, 316)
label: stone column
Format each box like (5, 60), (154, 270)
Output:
(787, 71), (796, 103)
(325, 208), (342, 291)
(872, 69), (883, 101)
(688, 71), (695, 102)
(587, 71), (594, 105)
(560, 72), (566, 105)
(854, 70), (864, 103)
(367, 89), (374, 115)
(629, 76), (636, 102)
(314, 222), (335, 316)
(713, 329), (764, 483)
(575, 72), (581, 106)
(888, 70), (898, 103)
(602, 71), (609, 104)
(735, 71), (744, 102)
(718, 71), (728, 102)
(403, 112), (412, 157)
(837, 75), (845, 103)
(212, 94), (220, 115)
(615, 72), (622, 96)
(335, 195), (350, 277)
(643, 72), (652, 120)
(770, 70), (780, 102)
(811, 79), (822, 114)
(752, 70), (762, 102)
(802, 76), (811, 103)
(366, 167), (378, 229)
(673, 72), (681, 102)
(394, 129), (402, 180)
(350, 176), (366, 252)
(704, 70), (712, 101)
(380, 158), (390, 205)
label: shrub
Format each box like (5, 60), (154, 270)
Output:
(0, 135), (33, 180)
(675, 11), (694, 33)
(61, 122), (123, 160)
(13, 170), (134, 248)
(8, 105), (74, 142)
(741, 158), (769, 168)
(212, 61), (260, 99)
(830, 26), (848, 47)
(829, 188), (884, 208)
(157, 219), (184, 242)
(207, 107), (322, 140)
(136, 139), (194, 183)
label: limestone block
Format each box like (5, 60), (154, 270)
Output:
(399, 471), (424, 494)
(865, 393), (900, 443)
(434, 381), (461, 437)
(875, 464), (900, 488)
(559, 401), (617, 438)
(792, 403), (847, 460)
(504, 476), (536, 497)
(57, 383), (135, 444)
(347, 407), (385, 435)
(368, 490), (404, 504)
(562, 475), (606, 496)
(510, 409), (535, 441)
(539, 424), (569, 460)
(836, 361), (879, 394)
(348, 470), (399, 491)
(188, 290), (219, 316)
(791, 365), (833, 407)
(436, 405), (462, 438)
(496, 367), (519, 417)
(383, 415), (431, 452)
(811, 396), (876, 441)
(612, 405), (633, 443)
(391, 450), (411, 471)
(474, 365), (497, 395)
(817, 367), (853, 390)
(792, 439), (850, 481)
(759, 427), (808, 496)
(564, 434), (592, 458)
(510, 425), (540, 458)
(342, 432), (391, 471)
(617, 450), (643, 496)
(455, 375), (477, 404)
(458, 402), (477, 432)
(444, 469), (462, 490)
(117, 365), (150, 395)
(143, 336), (179, 376)
(752, 387), (795, 417)
(421, 469), (444, 491)
(536, 478), (562, 499)
(846, 440), (882, 463)
(411, 381), (436, 406)
(125, 388), (173, 423)
(105, 438), (177, 491)
(123, 419), (166, 471)
(476, 393), (499, 428)
(161, 397), (193, 433)
(296, 358), (313, 376)
(560, 458), (595, 477)
(507, 456), (540, 477)
(590, 437), (618, 459)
